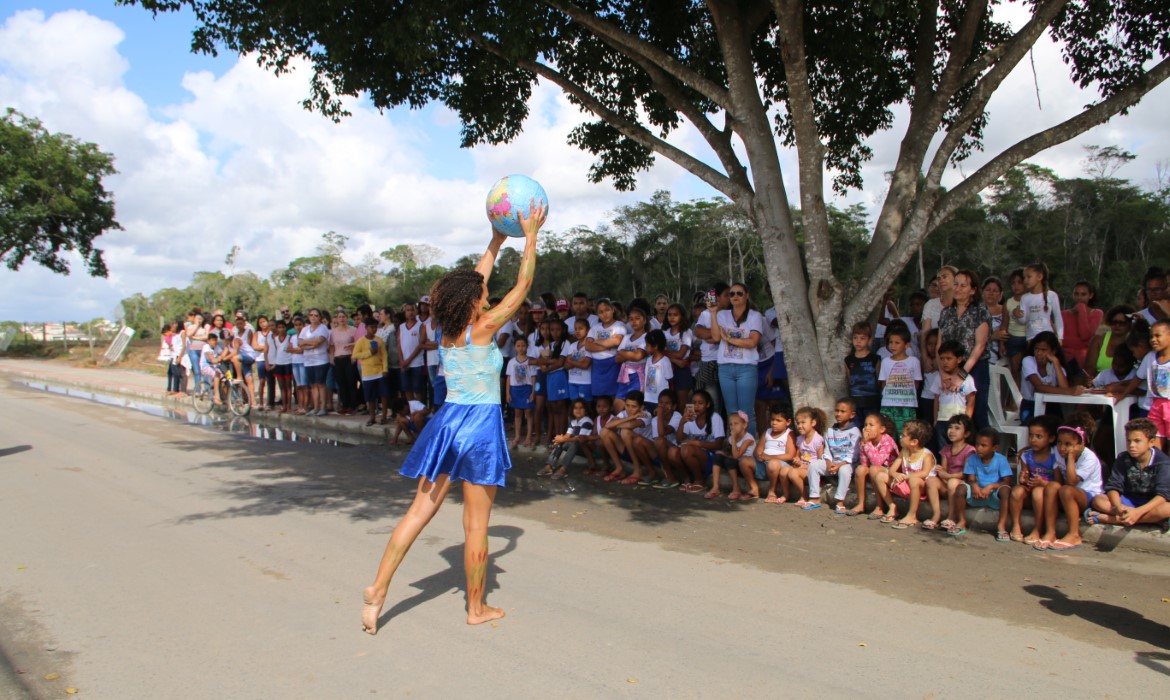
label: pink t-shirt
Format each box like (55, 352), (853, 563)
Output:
(860, 433), (899, 468)
(796, 433), (825, 463)
(940, 443), (976, 475)
(330, 325), (356, 357)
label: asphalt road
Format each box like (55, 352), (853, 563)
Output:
(1, 379), (1169, 699)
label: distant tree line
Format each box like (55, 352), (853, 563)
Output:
(120, 149), (1168, 339)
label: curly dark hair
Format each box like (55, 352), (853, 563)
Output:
(430, 269), (486, 339)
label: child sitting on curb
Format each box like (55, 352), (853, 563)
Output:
(1087, 418), (1170, 531)
(949, 428), (1013, 538)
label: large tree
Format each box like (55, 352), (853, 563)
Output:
(0, 108), (120, 277)
(127, 0), (1170, 405)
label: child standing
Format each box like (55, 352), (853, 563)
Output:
(707, 411), (756, 501)
(875, 419), (936, 527)
(538, 398), (594, 480)
(564, 318), (593, 403)
(812, 398), (862, 514)
(1088, 418), (1170, 529)
(1009, 414), (1061, 544)
(1136, 319), (1170, 449)
(850, 413), (900, 517)
(1035, 415), (1103, 550)
(352, 322), (388, 427)
(507, 336), (537, 448)
(664, 304), (694, 409)
(642, 329), (674, 416)
(845, 322), (882, 430)
(1017, 262), (1064, 343)
(757, 404), (797, 503)
(789, 407), (828, 509)
(930, 340), (976, 450)
(950, 428), (1013, 538)
(930, 414), (976, 531)
(878, 327), (922, 435)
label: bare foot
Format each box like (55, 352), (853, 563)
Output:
(362, 586), (385, 635)
(467, 606), (506, 625)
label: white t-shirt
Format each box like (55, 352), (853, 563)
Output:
(289, 333), (304, 366)
(299, 324), (331, 367)
(398, 320), (425, 368)
(879, 355), (922, 408)
(681, 413), (726, 443)
(1020, 355), (1057, 401)
(928, 373), (977, 422)
(495, 319), (518, 359)
(899, 316), (921, 358)
(506, 357), (535, 386)
(568, 415), (594, 437)
(643, 354), (673, 402)
(1139, 350), (1170, 400)
(922, 298), (944, 332)
(665, 327), (694, 366)
(715, 309), (764, 364)
(728, 432), (755, 458)
(760, 427), (792, 457)
(921, 369), (939, 400)
(651, 410), (683, 443)
(272, 334), (293, 365)
(587, 321), (628, 361)
(1058, 448), (1104, 497)
(1091, 367), (1134, 387)
(616, 409), (654, 439)
(421, 318), (439, 367)
(235, 327), (256, 360)
(693, 309), (720, 362)
(763, 307), (785, 355)
(567, 339), (591, 385)
(1020, 291), (1064, 340)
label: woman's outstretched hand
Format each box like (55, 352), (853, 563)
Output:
(516, 199), (548, 243)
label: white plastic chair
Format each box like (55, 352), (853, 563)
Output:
(988, 362), (1029, 450)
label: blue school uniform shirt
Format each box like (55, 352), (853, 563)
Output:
(963, 452), (1013, 488)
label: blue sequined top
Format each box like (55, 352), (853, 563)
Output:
(439, 326), (503, 405)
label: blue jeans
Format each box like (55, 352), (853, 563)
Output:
(718, 362), (758, 435)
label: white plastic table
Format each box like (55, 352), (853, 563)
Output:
(1032, 391), (1135, 458)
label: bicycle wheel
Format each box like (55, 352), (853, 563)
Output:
(192, 385), (214, 414)
(229, 381), (252, 417)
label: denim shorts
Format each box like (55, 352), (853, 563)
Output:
(305, 363), (328, 385)
(292, 363), (308, 386)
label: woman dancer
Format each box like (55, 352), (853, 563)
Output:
(362, 203), (545, 633)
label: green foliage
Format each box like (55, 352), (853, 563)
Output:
(0, 108), (120, 276)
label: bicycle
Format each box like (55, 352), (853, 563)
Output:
(191, 363), (252, 417)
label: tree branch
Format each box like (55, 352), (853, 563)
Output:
(847, 55), (1170, 322)
(541, 0), (732, 111)
(772, 0), (834, 293)
(470, 36), (750, 202)
(636, 58), (752, 192)
(930, 56), (1170, 227)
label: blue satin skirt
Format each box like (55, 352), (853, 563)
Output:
(399, 402), (512, 487)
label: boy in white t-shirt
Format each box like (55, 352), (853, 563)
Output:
(878, 327), (922, 436)
(930, 340), (976, 450)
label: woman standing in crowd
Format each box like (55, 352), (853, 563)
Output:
(708, 283), (764, 435)
(1061, 280), (1103, 373)
(937, 269), (991, 429)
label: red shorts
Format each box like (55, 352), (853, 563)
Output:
(1150, 398), (1170, 438)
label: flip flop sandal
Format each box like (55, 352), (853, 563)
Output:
(834, 505), (849, 515)
(940, 519), (956, 530)
(879, 515), (897, 524)
(727, 493), (741, 501)
(551, 470), (568, 480)
(703, 491), (721, 500)
(619, 476), (641, 486)
(536, 468), (554, 477)
(996, 531), (1011, 542)
(653, 481), (680, 489)
(921, 520), (938, 530)
(844, 510), (862, 517)
(638, 479), (658, 486)
(946, 527), (968, 537)
(1083, 508), (1102, 525)
(802, 502), (823, 511)
(1032, 540), (1052, 551)
(1048, 541), (1083, 550)
(739, 494), (758, 502)
(891, 521), (912, 529)
(867, 512), (885, 520)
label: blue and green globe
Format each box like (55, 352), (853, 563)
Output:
(485, 174), (548, 237)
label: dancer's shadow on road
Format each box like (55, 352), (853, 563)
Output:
(1024, 584), (1170, 651)
(377, 524), (522, 628)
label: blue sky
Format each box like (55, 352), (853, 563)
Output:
(2, 4), (1168, 323)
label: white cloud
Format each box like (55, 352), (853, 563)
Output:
(1, 7), (1167, 322)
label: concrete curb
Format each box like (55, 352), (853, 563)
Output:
(3, 362), (1169, 556)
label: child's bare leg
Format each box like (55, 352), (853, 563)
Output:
(1027, 486), (1045, 540)
(1009, 486), (1028, 538)
(765, 461), (782, 501)
(620, 430), (644, 479)
(952, 484), (968, 528)
(777, 465), (793, 502)
(601, 429), (625, 476)
(1039, 481), (1064, 543)
(873, 471), (894, 517)
(524, 408), (536, 446)
(789, 467), (808, 504)
(925, 477), (943, 524)
(706, 464), (723, 497)
(1055, 485), (1089, 545)
(738, 458), (759, 497)
(634, 437), (658, 480)
(728, 467), (742, 498)
(899, 477), (925, 524)
(680, 445), (704, 486)
(852, 465), (871, 514)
